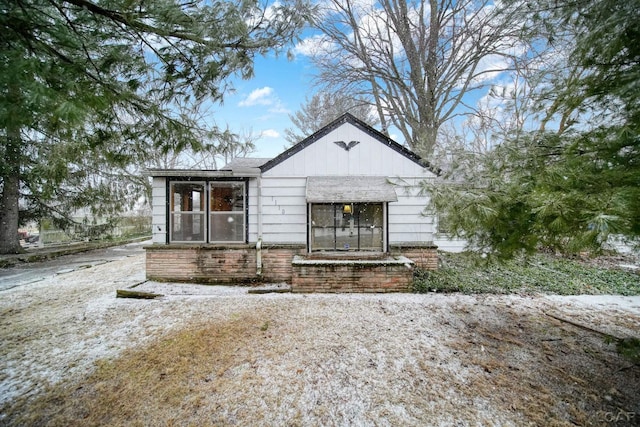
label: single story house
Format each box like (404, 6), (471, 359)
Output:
(145, 113), (442, 292)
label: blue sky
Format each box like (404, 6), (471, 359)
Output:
(205, 50), (319, 159)
(199, 1), (522, 161)
(202, 49), (511, 161)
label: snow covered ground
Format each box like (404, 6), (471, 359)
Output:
(1, 253), (639, 425)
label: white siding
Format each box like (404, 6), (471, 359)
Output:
(388, 178), (434, 245)
(434, 236), (468, 253)
(247, 178), (258, 243)
(259, 177), (307, 244)
(263, 123), (435, 178)
(257, 176), (435, 247)
(151, 177), (167, 244)
(261, 124), (438, 247)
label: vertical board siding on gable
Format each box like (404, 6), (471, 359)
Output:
(151, 177), (167, 244)
(264, 123), (431, 178)
(259, 177), (307, 244)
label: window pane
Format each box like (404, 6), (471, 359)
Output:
(311, 204), (335, 227)
(171, 183), (204, 213)
(358, 227), (383, 251)
(311, 227), (335, 250)
(171, 213), (205, 242)
(211, 183), (244, 212)
(210, 212), (244, 242)
(209, 182), (245, 242)
(310, 202), (384, 251)
(358, 203), (383, 226)
(335, 226), (359, 251)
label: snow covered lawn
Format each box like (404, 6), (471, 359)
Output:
(1, 254), (639, 426)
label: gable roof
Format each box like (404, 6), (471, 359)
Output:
(259, 113), (438, 174)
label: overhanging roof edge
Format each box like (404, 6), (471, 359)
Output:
(305, 176), (398, 203)
(143, 168), (260, 178)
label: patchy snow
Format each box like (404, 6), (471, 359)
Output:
(1, 253), (639, 425)
(544, 294), (640, 312)
(134, 280), (250, 297)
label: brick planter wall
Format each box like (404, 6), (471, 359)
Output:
(145, 244), (304, 284)
(291, 256), (415, 293)
(390, 244), (438, 270)
(261, 247), (306, 282)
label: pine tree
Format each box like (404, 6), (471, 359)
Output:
(427, 0), (640, 257)
(0, 0), (309, 253)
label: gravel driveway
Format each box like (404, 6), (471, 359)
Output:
(1, 253), (639, 426)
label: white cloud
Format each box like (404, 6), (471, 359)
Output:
(467, 54), (512, 86)
(261, 129), (280, 138)
(267, 103), (290, 114)
(293, 35), (335, 57)
(239, 87), (275, 107)
(239, 86), (290, 116)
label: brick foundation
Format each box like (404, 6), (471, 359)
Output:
(145, 243), (438, 290)
(291, 256), (414, 293)
(145, 244), (305, 284)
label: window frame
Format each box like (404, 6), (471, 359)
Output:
(169, 181), (207, 243)
(209, 181), (246, 244)
(308, 202), (387, 252)
(167, 178), (247, 244)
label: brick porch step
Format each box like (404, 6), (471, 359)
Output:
(291, 255), (414, 293)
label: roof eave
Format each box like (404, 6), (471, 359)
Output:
(143, 168), (261, 178)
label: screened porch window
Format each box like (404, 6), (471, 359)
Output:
(210, 182), (245, 243)
(169, 181), (245, 243)
(170, 182), (205, 242)
(310, 203), (384, 251)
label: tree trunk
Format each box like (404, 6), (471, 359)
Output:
(0, 82), (23, 255)
(0, 141), (23, 254)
